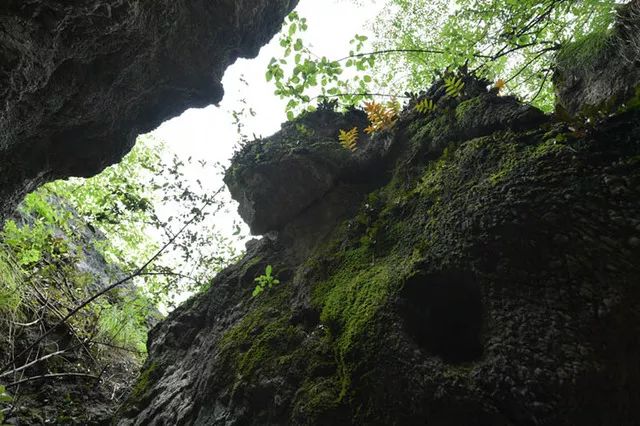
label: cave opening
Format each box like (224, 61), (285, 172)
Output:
(398, 270), (484, 363)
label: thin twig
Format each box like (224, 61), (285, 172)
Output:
(90, 340), (145, 355)
(5, 372), (100, 388)
(505, 45), (560, 84)
(529, 68), (552, 103)
(0, 349), (67, 378)
(314, 92), (411, 101)
(335, 48), (494, 63)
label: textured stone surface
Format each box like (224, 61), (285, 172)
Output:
(0, 0), (297, 222)
(118, 76), (640, 424)
(224, 108), (375, 235)
(554, 1), (640, 116)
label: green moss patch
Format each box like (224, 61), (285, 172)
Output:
(556, 30), (612, 73)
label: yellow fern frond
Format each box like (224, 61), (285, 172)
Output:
(415, 98), (436, 115)
(444, 76), (465, 98)
(364, 100), (398, 134)
(338, 127), (358, 151)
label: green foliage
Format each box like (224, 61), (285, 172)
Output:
(252, 265), (280, 297)
(48, 135), (240, 307)
(0, 384), (11, 424)
(444, 75), (465, 98)
(267, 1), (622, 115)
(47, 138), (161, 270)
(266, 11), (378, 118)
(96, 300), (151, 354)
(0, 132), (242, 390)
(555, 29), (612, 72)
(338, 127), (359, 152)
(415, 98), (436, 115)
(0, 247), (22, 315)
(0, 191), (152, 356)
(371, 0), (621, 110)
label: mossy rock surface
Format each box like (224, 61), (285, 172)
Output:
(553, 1), (640, 116)
(118, 77), (640, 425)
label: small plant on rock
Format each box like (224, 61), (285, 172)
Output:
(415, 98), (436, 115)
(338, 127), (359, 152)
(444, 75), (465, 98)
(252, 265), (280, 297)
(364, 100), (399, 134)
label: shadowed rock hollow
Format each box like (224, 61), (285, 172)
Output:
(117, 52), (640, 426)
(0, 0), (298, 222)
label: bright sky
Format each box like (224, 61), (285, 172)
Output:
(151, 0), (383, 248)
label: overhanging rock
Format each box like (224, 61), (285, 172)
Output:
(0, 0), (298, 222)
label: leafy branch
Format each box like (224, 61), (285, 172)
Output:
(0, 191), (218, 377)
(267, 0), (618, 116)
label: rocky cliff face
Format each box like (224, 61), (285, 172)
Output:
(554, 0), (640, 116)
(117, 70), (640, 426)
(0, 0), (297, 223)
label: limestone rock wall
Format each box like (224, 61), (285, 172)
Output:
(554, 0), (640, 116)
(117, 75), (640, 424)
(0, 0), (297, 222)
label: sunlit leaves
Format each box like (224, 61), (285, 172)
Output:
(371, 0), (621, 111)
(252, 265), (280, 297)
(266, 12), (378, 118)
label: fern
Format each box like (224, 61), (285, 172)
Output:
(388, 97), (402, 115)
(415, 98), (436, 114)
(338, 127), (359, 151)
(494, 78), (507, 93)
(364, 100), (398, 134)
(444, 76), (465, 98)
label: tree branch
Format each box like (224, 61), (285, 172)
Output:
(0, 191), (219, 377)
(0, 349), (67, 378)
(5, 372), (100, 388)
(314, 92), (411, 101)
(335, 48), (494, 63)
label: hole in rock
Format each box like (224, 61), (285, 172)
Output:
(398, 270), (483, 363)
